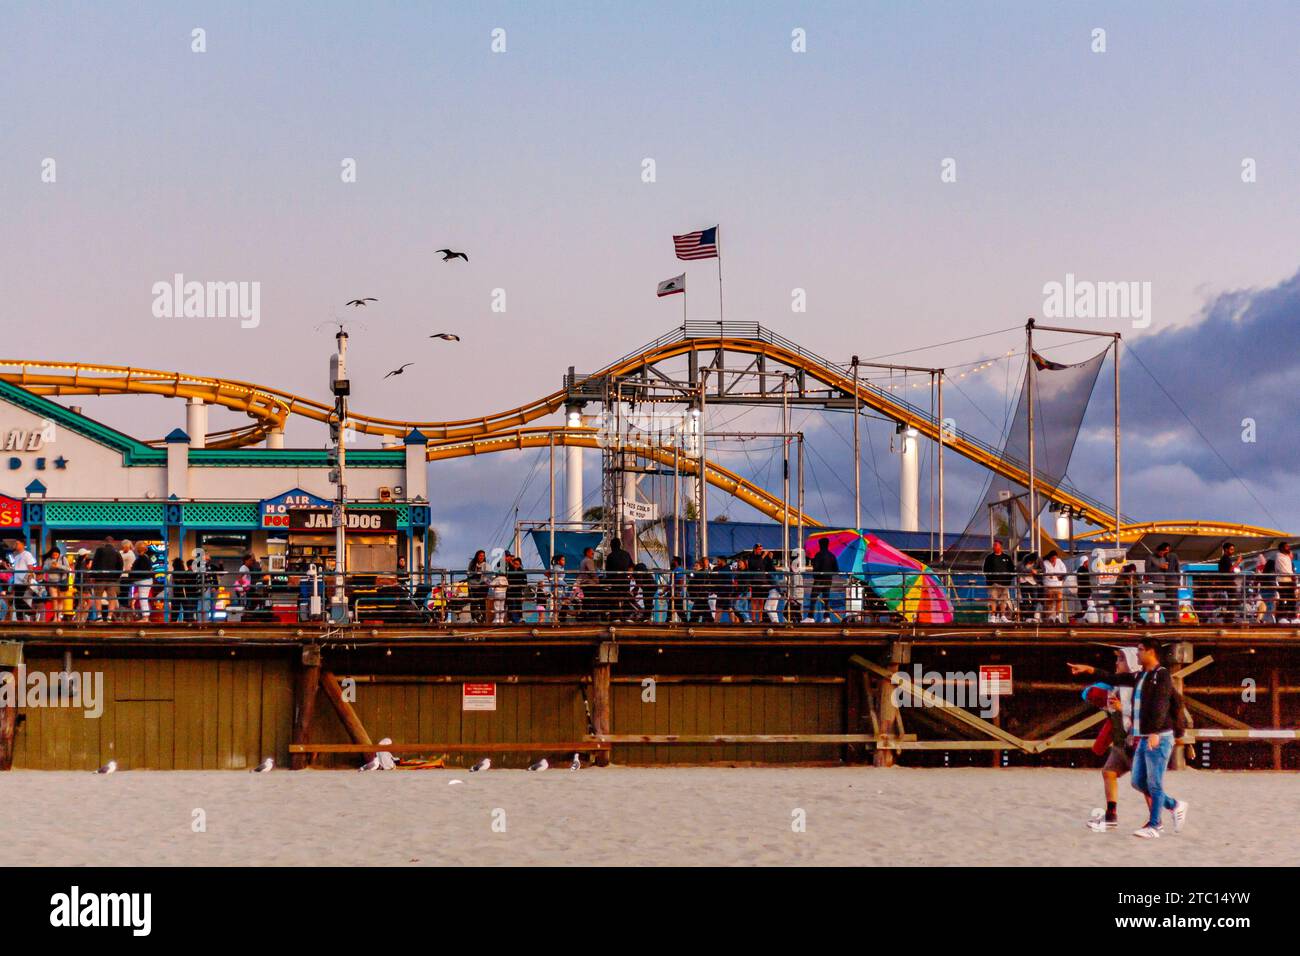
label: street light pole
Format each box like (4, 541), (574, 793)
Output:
(330, 328), (350, 621)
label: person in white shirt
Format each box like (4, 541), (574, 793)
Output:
(1276, 542), (1295, 624)
(7, 535), (38, 621)
(1041, 549), (1068, 623)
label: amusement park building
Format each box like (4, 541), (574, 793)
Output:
(0, 380), (432, 573)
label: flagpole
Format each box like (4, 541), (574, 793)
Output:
(715, 225), (724, 324)
(1026, 319), (1038, 557)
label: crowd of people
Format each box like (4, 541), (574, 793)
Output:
(982, 539), (1299, 625)
(4, 532), (1297, 628)
(0, 535), (268, 623)
(448, 537), (896, 625)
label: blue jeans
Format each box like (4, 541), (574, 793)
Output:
(1131, 733), (1178, 828)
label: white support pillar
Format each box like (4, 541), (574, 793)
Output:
(899, 428), (920, 532)
(565, 405), (583, 524)
(165, 428), (190, 499)
(265, 427), (285, 449)
(403, 429), (428, 502)
(1054, 510), (1071, 544)
(186, 398), (208, 449)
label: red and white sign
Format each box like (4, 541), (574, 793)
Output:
(462, 682), (497, 711)
(0, 495), (21, 529)
(979, 664), (1013, 696)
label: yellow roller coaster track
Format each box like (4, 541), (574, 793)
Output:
(0, 329), (1118, 529)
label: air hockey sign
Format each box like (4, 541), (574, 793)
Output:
(259, 488), (330, 528)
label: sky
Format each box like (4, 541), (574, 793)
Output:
(3, 2), (1298, 562)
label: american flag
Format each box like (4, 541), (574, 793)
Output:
(673, 226), (719, 261)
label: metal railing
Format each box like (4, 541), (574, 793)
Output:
(2, 566), (1294, 628)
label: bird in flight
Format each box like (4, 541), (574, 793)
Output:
(436, 249), (469, 262)
(429, 333), (461, 341)
(384, 364), (414, 378)
(346, 297), (378, 307)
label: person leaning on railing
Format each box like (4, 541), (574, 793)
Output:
(1277, 542), (1296, 624)
(810, 538), (838, 623)
(982, 541), (1016, 623)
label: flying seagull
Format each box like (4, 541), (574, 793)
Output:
(346, 297), (378, 307)
(436, 249), (469, 262)
(252, 757), (274, 773)
(528, 757), (549, 772)
(95, 760), (117, 774)
(384, 363), (414, 379)
(429, 333), (461, 342)
(569, 753), (581, 772)
(470, 758), (491, 773)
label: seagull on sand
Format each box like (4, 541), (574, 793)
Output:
(346, 297), (378, 307)
(470, 758), (491, 772)
(429, 333), (461, 341)
(436, 249), (469, 262)
(252, 758), (274, 773)
(95, 760), (117, 774)
(569, 753), (581, 771)
(528, 757), (549, 772)
(384, 363), (414, 379)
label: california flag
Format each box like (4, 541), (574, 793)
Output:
(656, 273), (686, 297)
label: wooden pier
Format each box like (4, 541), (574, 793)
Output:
(1, 623), (1297, 771)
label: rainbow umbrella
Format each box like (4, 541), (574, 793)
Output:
(804, 529), (952, 623)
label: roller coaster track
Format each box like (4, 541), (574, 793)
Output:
(0, 323), (1119, 528)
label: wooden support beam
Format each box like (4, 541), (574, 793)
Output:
(1032, 711), (1105, 754)
(320, 670), (372, 747)
(291, 646), (322, 770)
(1183, 696), (1253, 730)
(291, 741), (611, 755)
(851, 653), (1031, 753)
(592, 734), (881, 745)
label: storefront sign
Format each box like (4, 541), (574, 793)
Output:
(289, 508), (397, 532)
(0, 495), (21, 528)
(462, 682), (497, 711)
(259, 488), (331, 528)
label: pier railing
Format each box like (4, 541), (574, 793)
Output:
(2, 566), (1295, 629)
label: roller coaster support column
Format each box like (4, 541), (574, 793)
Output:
(899, 427), (920, 532)
(186, 398), (207, 449)
(565, 404), (584, 524)
(266, 427), (285, 449)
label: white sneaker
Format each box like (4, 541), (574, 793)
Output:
(1172, 799), (1189, 833)
(1132, 825), (1161, 839)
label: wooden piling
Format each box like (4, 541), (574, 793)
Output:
(592, 641), (616, 766)
(291, 645), (322, 770)
(0, 667), (16, 772)
(873, 641), (911, 767)
(1270, 668), (1282, 770)
(844, 664), (866, 764)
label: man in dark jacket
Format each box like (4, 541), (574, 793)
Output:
(810, 538), (838, 622)
(603, 538), (634, 619)
(982, 540), (1016, 622)
(1069, 637), (1188, 838)
(90, 536), (124, 621)
(1147, 542), (1181, 624)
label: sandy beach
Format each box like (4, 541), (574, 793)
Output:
(1, 766), (1294, 867)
